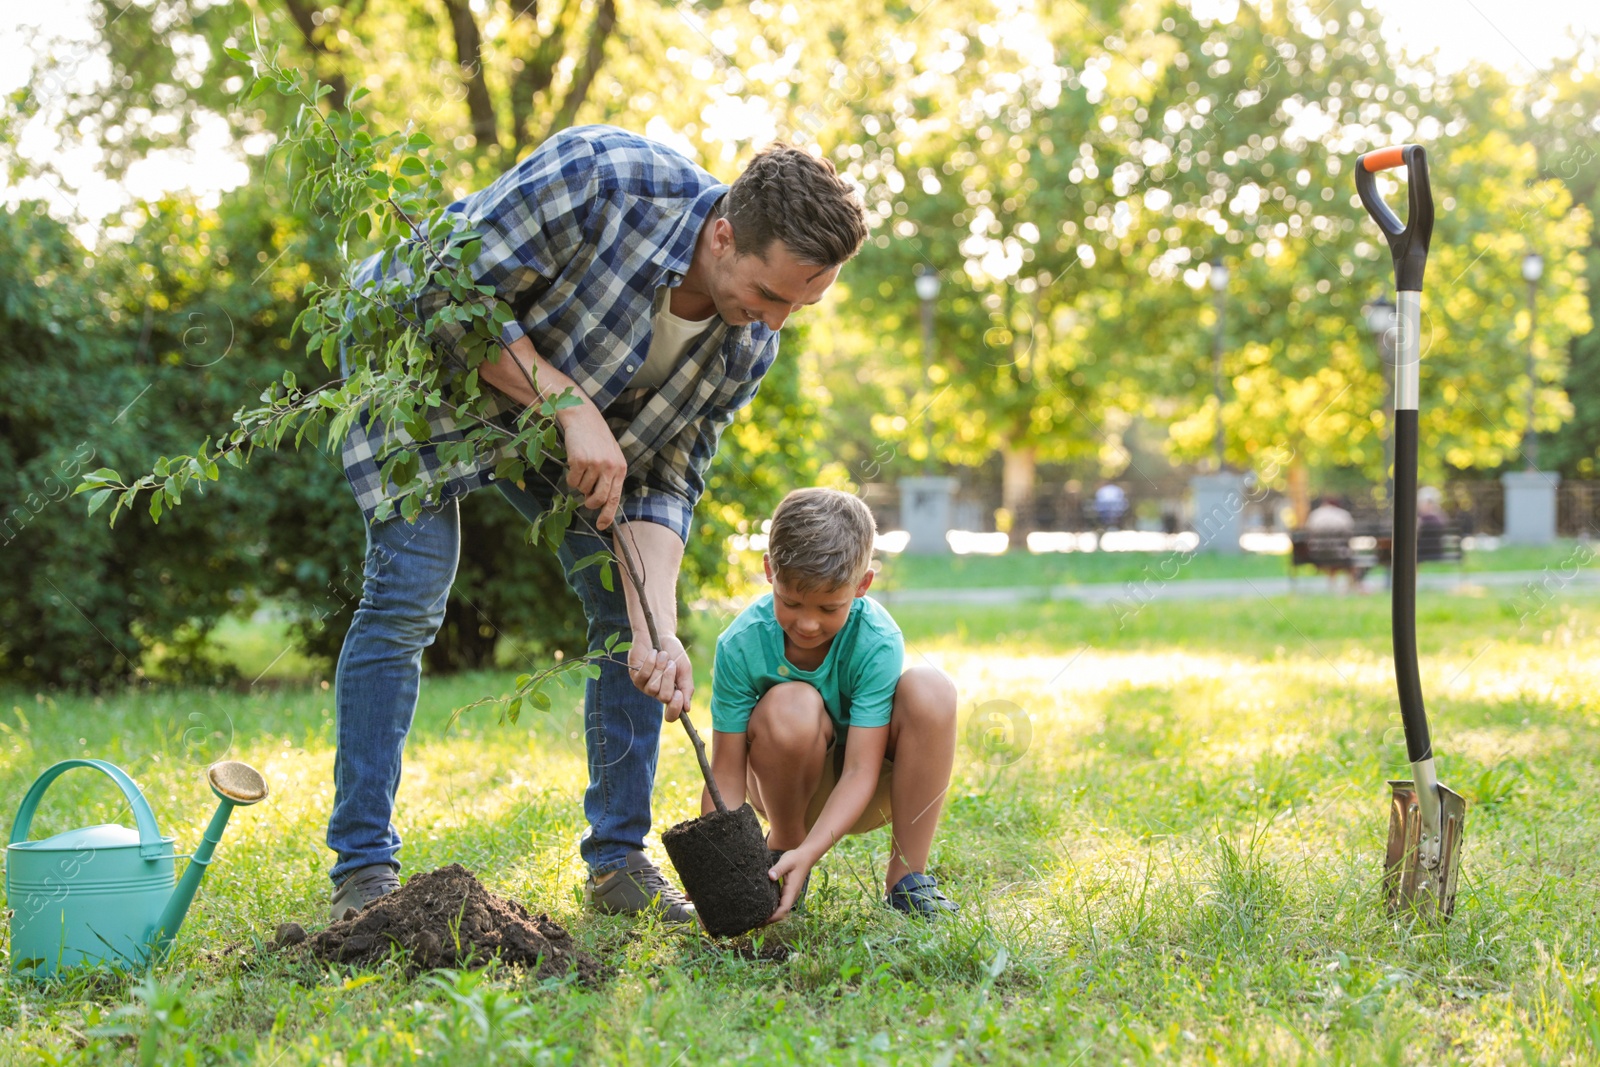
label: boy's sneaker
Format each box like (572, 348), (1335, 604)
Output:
(329, 863), (400, 922)
(767, 848), (810, 914)
(887, 872), (959, 917)
(586, 850), (696, 923)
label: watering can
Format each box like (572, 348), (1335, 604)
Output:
(5, 758), (267, 976)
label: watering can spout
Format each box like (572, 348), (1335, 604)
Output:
(150, 761), (268, 962)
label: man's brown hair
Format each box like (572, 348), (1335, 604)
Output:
(721, 144), (868, 268)
(767, 487), (877, 592)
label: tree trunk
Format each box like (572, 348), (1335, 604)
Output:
(440, 0), (501, 151)
(511, 0), (572, 154)
(1288, 455), (1311, 527)
(1002, 444), (1037, 551)
(280, 0), (350, 111)
(424, 598), (500, 673)
(546, 0), (617, 136)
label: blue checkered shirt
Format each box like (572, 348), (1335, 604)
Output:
(339, 124), (779, 541)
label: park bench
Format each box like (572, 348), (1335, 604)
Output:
(1289, 522), (1464, 589)
(1288, 529), (1379, 588)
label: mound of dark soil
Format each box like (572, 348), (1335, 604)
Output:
(303, 863), (603, 982)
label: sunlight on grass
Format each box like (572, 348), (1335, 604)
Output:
(3, 592), (1600, 1063)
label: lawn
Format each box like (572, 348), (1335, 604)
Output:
(873, 540), (1586, 590)
(2, 581), (1599, 1064)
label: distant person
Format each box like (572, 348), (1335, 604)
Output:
(1418, 486), (1448, 531)
(1305, 495), (1366, 591)
(1093, 481), (1128, 531)
(1418, 486), (1450, 560)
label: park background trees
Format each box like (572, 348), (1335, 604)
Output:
(2, 0), (1595, 683)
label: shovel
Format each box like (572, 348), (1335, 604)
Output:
(1355, 144), (1467, 920)
(609, 528), (779, 937)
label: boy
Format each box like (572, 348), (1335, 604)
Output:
(696, 487), (959, 920)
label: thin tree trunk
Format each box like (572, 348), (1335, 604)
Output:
(545, 0), (617, 136)
(1002, 444), (1038, 551)
(280, 0), (350, 111)
(1288, 455), (1311, 527)
(440, 0), (500, 151)
(510, 0), (573, 154)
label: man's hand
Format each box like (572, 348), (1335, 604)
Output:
(766, 846), (817, 923)
(629, 632), (694, 719)
(556, 401), (626, 529)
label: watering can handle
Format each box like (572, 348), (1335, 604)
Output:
(9, 759), (167, 861)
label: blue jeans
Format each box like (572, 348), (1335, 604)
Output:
(326, 480), (663, 884)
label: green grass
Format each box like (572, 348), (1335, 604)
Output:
(3, 583), (1600, 1063)
(875, 540), (1589, 590)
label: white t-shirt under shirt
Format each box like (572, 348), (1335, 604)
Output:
(630, 285), (716, 391)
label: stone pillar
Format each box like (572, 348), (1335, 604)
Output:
(1189, 472), (1247, 554)
(898, 476), (958, 554)
(1501, 470), (1560, 545)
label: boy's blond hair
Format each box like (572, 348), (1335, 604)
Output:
(767, 488), (877, 592)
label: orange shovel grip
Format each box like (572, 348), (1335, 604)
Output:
(1362, 146), (1407, 172)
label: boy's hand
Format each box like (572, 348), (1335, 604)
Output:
(628, 633), (694, 719)
(766, 847), (817, 923)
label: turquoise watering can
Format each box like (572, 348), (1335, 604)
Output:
(5, 758), (267, 976)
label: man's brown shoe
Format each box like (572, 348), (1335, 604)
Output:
(585, 850), (696, 923)
(329, 863), (400, 922)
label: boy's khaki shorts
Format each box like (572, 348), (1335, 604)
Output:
(749, 735), (894, 836)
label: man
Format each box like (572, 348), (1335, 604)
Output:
(329, 125), (868, 922)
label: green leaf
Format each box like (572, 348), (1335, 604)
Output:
(530, 690), (552, 712)
(223, 46), (250, 62)
(85, 488), (114, 516)
(398, 157), (426, 176)
(600, 560), (615, 593)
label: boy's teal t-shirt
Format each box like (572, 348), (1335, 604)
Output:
(710, 593), (904, 735)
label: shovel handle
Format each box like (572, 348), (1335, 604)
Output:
(1355, 147), (1434, 765)
(1355, 145), (1433, 293)
(1390, 408), (1432, 763)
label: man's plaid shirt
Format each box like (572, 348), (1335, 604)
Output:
(340, 124), (779, 541)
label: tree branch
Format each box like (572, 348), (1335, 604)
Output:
(610, 522), (727, 814)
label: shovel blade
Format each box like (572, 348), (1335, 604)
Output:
(1383, 779), (1466, 919)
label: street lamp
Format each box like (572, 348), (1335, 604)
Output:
(914, 266), (941, 470)
(1522, 252), (1544, 470)
(1209, 259), (1229, 470)
(1365, 294), (1398, 507)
